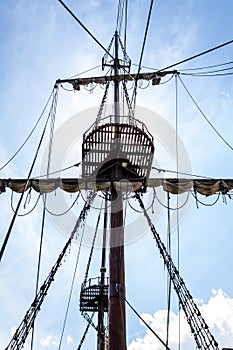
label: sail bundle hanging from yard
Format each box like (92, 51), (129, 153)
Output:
(1, 178), (233, 195)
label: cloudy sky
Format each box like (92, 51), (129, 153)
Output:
(0, 0), (233, 349)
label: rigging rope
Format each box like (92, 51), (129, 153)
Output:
(57, 0), (114, 60)
(166, 193), (172, 349)
(156, 39), (233, 73)
(30, 198), (47, 350)
(68, 64), (102, 80)
(44, 193), (80, 217)
(130, 0), (155, 112)
(178, 75), (233, 152)
(0, 87), (59, 263)
(0, 88), (54, 172)
(31, 91), (58, 350)
(83, 208), (102, 286)
(11, 191), (41, 216)
(192, 190), (221, 207)
(180, 59), (233, 72)
(77, 312), (95, 350)
(175, 73), (181, 350)
(139, 60), (233, 76)
(81, 311), (98, 331)
(153, 188), (189, 211)
(58, 216), (86, 350)
(135, 192), (220, 350)
(116, 0), (124, 35)
(124, 0), (128, 55)
(5, 191), (95, 350)
(181, 71), (233, 77)
(33, 162), (80, 179)
(119, 291), (171, 350)
(152, 166), (212, 179)
(181, 65), (233, 75)
(127, 194), (155, 213)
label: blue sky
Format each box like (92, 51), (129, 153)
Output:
(0, 0), (233, 349)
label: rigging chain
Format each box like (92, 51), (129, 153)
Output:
(5, 191), (96, 350)
(83, 208), (102, 286)
(118, 291), (171, 350)
(82, 312), (98, 331)
(135, 192), (220, 350)
(122, 79), (134, 120)
(131, 0), (154, 111)
(102, 35), (115, 66)
(95, 80), (111, 126)
(79, 208), (102, 337)
(77, 312), (95, 350)
(118, 35), (131, 65)
(58, 215), (86, 350)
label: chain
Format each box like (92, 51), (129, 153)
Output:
(122, 79), (134, 121)
(81, 311), (98, 331)
(83, 210), (101, 286)
(95, 80), (111, 126)
(103, 35), (115, 65)
(135, 192), (219, 350)
(118, 36), (131, 64)
(77, 312), (95, 349)
(5, 192), (96, 350)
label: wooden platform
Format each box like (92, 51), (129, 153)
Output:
(80, 277), (109, 312)
(82, 115), (154, 180)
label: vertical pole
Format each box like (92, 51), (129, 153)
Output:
(97, 198), (108, 350)
(109, 31), (127, 350)
(109, 186), (126, 350)
(114, 31), (120, 123)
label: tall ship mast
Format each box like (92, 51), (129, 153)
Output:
(0, 1), (233, 350)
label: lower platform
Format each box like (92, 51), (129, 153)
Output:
(80, 277), (109, 312)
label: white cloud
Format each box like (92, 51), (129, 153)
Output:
(67, 335), (74, 345)
(128, 289), (233, 350)
(40, 335), (59, 347)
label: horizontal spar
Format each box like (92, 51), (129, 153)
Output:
(56, 70), (177, 89)
(0, 178), (233, 196)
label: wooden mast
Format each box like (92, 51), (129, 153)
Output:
(80, 30), (153, 350)
(109, 31), (127, 350)
(97, 198), (108, 350)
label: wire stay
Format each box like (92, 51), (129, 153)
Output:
(5, 191), (95, 350)
(178, 75), (233, 152)
(57, 0), (114, 60)
(135, 192), (220, 350)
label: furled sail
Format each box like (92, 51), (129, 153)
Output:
(1, 178), (233, 195)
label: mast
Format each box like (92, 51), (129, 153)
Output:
(97, 198), (108, 350)
(114, 31), (120, 122)
(109, 30), (127, 350)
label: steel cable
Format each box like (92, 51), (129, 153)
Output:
(0, 88), (54, 172)
(178, 75), (233, 152)
(58, 217), (86, 350)
(0, 87), (59, 263)
(131, 0), (155, 111)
